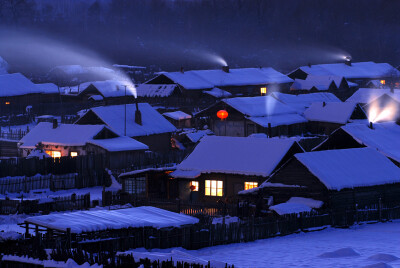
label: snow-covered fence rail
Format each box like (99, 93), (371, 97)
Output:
(0, 173), (77, 194)
(0, 129), (28, 140)
(0, 193), (90, 214)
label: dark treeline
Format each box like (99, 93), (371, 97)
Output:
(0, 0), (399, 72)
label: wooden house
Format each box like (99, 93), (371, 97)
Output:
(195, 96), (307, 137)
(288, 61), (400, 88)
(75, 103), (177, 152)
(136, 84), (183, 107)
(0, 73), (60, 114)
(18, 121), (148, 169)
(170, 136), (304, 203)
(314, 122), (400, 166)
(303, 102), (367, 135)
(243, 148), (400, 210)
(163, 111), (192, 129)
(140, 67), (293, 109)
(119, 166), (177, 199)
(289, 75), (353, 96)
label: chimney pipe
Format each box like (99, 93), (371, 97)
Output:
(180, 67), (184, 73)
(307, 63), (312, 68)
(369, 121), (373, 129)
(322, 101), (326, 107)
(135, 100), (142, 125)
(222, 66), (229, 73)
(345, 56), (352, 66)
(390, 87), (394, 94)
(267, 122), (272, 138)
(52, 119), (58, 129)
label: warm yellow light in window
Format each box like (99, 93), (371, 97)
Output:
(5, 101), (10, 105)
(205, 180), (223, 196)
(70, 152), (78, 157)
(260, 87), (267, 95)
(190, 181), (199, 191)
(245, 182), (258, 190)
(380, 80), (386, 85)
(46, 150), (61, 158)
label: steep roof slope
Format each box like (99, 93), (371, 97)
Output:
(295, 148), (400, 190)
(303, 102), (359, 124)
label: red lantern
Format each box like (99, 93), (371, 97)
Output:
(217, 110), (228, 120)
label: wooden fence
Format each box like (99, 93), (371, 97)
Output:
(0, 193), (91, 214)
(104, 192), (237, 217)
(0, 129), (28, 141)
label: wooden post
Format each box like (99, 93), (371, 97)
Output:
(25, 223), (29, 238)
(378, 197), (382, 222)
(66, 228), (71, 249)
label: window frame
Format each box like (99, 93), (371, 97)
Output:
(244, 181), (258, 190)
(205, 180), (223, 197)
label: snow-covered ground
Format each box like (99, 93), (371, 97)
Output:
(123, 220), (400, 268)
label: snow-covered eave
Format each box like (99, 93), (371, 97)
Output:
(172, 169), (272, 179)
(119, 165), (177, 178)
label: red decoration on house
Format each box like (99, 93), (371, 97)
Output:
(217, 110), (228, 120)
(190, 185), (196, 191)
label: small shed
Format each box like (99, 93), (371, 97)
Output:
(163, 111), (192, 128)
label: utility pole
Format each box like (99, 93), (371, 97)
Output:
(124, 85), (127, 136)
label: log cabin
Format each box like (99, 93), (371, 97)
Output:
(313, 122), (400, 166)
(242, 148), (400, 210)
(170, 136), (304, 203)
(195, 96), (307, 137)
(163, 111), (192, 129)
(75, 103), (177, 152)
(18, 121), (148, 169)
(303, 102), (367, 135)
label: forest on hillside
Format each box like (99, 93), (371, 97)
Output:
(0, 0), (399, 73)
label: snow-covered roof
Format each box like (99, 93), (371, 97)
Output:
(88, 136), (148, 151)
(89, 95), (104, 101)
(203, 87), (232, 98)
(158, 67), (293, 90)
(303, 102), (358, 124)
(223, 96), (298, 117)
(171, 136), (299, 178)
(163, 111), (192, 120)
(86, 103), (177, 137)
(346, 88), (400, 104)
(26, 149), (51, 159)
(0, 56), (9, 75)
(0, 73), (42, 97)
(270, 202), (313, 215)
(79, 80), (135, 98)
(24, 206), (199, 233)
(19, 122), (110, 148)
(35, 83), (59, 94)
(248, 114), (307, 128)
(291, 78), (333, 91)
(136, 84), (179, 97)
(271, 92), (341, 113)
(293, 62), (399, 79)
(295, 148), (400, 190)
(341, 122), (400, 163)
(286, 197), (323, 209)
(184, 129), (213, 143)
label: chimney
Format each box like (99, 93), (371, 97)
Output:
(222, 65), (229, 73)
(135, 100), (142, 125)
(267, 122), (272, 138)
(369, 121), (373, 129)
(52, 119), (58, 129)
(322, 101), (326, 107)
(307, 63), (312, 68)
(390, 86), (394, 93)
(345, 56), (352, 66)
(180, 67), (184, 73)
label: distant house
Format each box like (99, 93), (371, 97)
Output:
(288, 61), (400, 87)
(314, 122), (400, 166)
(195, 96), (307, 137)
(163, 111), (192, 128)
(290, 75), (352, 93)
(170, 136), (304, 203)
(244, 148), (400, 209)
(303, 102), (367, 134)
(18, 121), (148, 169)
(345, 88), (400, 106)
(75, 103), (177, 151)
(135, 84), (182, 106)
(141, 67), (293, 108)
(271, 92), (341, 113)
(0, 73), (60, 114)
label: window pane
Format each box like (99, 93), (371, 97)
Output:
(211, 180), (216, 189)
(205, 187), (210, 196)
(217, 181), (223, 189)
(211, 187), (216, 196)
(205, 180), (210, 187)
(217, 188), (223, 196)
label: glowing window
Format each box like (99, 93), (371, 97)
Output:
(190, 181), (199, 191)
(5, 101), (10, 105)
(70, 152), (78, 157)
(46, 151), (61, 158)
(380, 80), (386, 85)
(244, 182), (258, 190)
(260, 87), (267, 95)
(205, 180), (223, 196)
